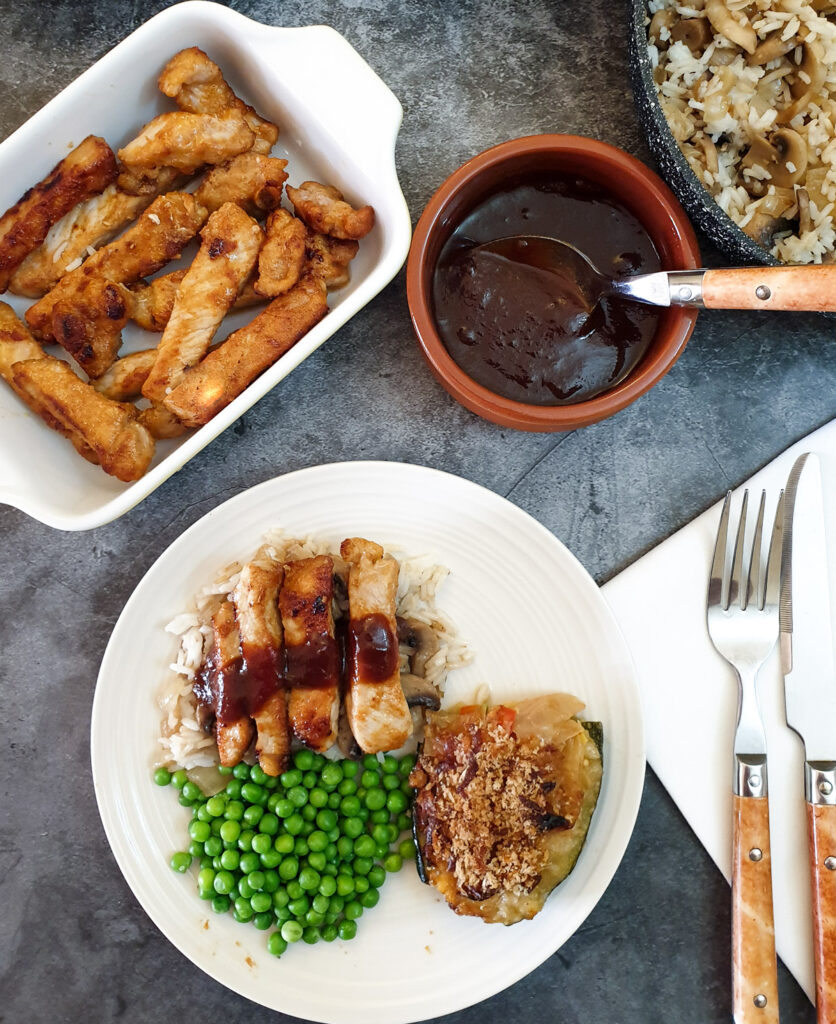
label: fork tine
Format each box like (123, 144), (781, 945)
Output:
(729, 490), (749, 610)
(749, 491), (766, 609)
(709, 491), (732, 609)
(763, 489), (784, 610)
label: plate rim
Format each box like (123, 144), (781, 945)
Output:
(91, 460), (646, 1022)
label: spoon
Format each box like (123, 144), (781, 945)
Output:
(476, 235), (836, 312)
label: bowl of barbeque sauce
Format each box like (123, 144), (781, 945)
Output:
(406, 135), (700, 431)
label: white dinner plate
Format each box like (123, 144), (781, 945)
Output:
(91, 461), (645, 1024)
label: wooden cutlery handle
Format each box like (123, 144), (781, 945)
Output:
(807, 801), (836, 1023)
(703, 266), (836, 312)
(733, 793), (780, 1024)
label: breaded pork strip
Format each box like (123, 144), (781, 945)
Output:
(51, 274), (130, 379)
(117, 112), (254, 183)
(26, 192), (207, 344)
(10, 356), (155, 481)
(286, 181), (374, 240)
(9, 186), (153, 298)
(137, 403), (187, 440)
(253, 209), (306, 298)
(340, 537), (412, 753)
(92, 348), (158, 401)
(0, 302), (99, 463)
(197, 600), (255, 767)
(142, 202), (263, 403)
(159, 47), (279, 155)
(233, 558), (290, 775)
(194, 152), (288, 217)
(125, 268), (266, 332)
(163, 272), (327, 428)
(0, 136), (117, 292)
(304, 229), (359, 290)
(280, 555), (340, 752)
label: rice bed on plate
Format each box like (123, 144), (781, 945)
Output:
(156, 531), (472, 770)
(647, 0), (836, 262)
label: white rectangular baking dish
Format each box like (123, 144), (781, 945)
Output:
(0, 0), (411, 530)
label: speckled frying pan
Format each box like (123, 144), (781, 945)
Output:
(627, 0), (778, 267)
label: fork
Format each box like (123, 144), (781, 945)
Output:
(707, 489), (783, 1024)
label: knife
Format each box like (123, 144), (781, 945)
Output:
(780, 451), (836, 1024)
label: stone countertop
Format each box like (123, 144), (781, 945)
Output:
(0, 1), (823, 1021)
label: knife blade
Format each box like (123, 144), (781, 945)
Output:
(780, 451), (836, 1024)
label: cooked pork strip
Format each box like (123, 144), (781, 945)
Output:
(199, 599), (254, 767)
(26, 192), (207, 356)
(162, 272), (327, 428)
(286, 180), (374, 240)
(194, 152), (288, 217)
(304, 229), (359, 290)
(50, 274), (130, 379)
(117, 112), (254, 177)
(0, 135), (118, 292)
(279, 554), (340, 752)
(233, 558), (290, 775)
(92, 348), (158, 401)
(9, 186), (154, 298)
(340, 537), (412, 753)
(159, 47), (279, 155)
(10, 356), (155, 480)
(142, 203), (263, 402)
(137, 403), (187, 440)
(253, 209), (306, 298)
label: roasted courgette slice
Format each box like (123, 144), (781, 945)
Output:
(409, 693), (602, 925)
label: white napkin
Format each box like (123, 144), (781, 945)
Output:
(602, 417), (836, 1004)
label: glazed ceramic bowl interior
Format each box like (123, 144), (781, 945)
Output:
(407, 134), (701, 431)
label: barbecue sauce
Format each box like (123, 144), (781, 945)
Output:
(431, 174), (663, 405)
(285, 635), (341, 689)
(347, 613), (399, 683)
(195, 644), (282, 727)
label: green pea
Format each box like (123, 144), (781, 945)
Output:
(225, 779), (243, 799)
(171, 769), (188, 789)
(286, 880), (305, 900)
(302, 771), (317, 789)
(274, 798), (294, 819)
(278, 856), (299, 881)
(213, 870), (235, 895)
(301, 805), (318, 822)
(308, 787), (328, 808)
(320, 763), (343, 788)
(298, 867), (320, 891)
(200, 856), (214, 870)
(237, 829), (255, 852)
(327, 792), (342, 809)
(287, 786), (308, 808)
(170, 852), (191, 873)
(361, 888), (380, 909)
(274, 834), (294, 855)
(247, 870), (266, 892)
(182, 781), (203, 802)
(344, 899), (364, 921)
(237, 851), (257, 874)
(268, 932), (288, 956)
(382, 774), (400, 792)
(242, 804), (264, 827)
(336, 874), (355, 896)
(217, 765), (233, 776)
(397, 812), (412, 832)
(259, 813), (279, 836)
(252, 833), (272, 856)
(307, 851), (327, 872)
(325, 842), (339, 861)
(209, 818), (224, 835)
(237, 877), (254, 899)
(305, 830), (326, 853)
(275, 905), (292, 923)
(398, 754), (416, 777)
(219, 820), (241, 844)
(204, 836), (223, 857)
(178, 793), (195, 808)
(293, 838), (309, 857)
(250, 763), (268, 785)
(364, 788), (387, 811)
(353, 857), (372, 876)
(318, 875), (337, 898)
(250, 891), (272, 913)
(188, 820), (210, 844)
(384, 853), (403, 872)
(205, 795), (226, 817)
(154, 767), (172, 786)
(338, 778), (357, 797)
(198, 867), (215, 891)
(196, 804), (213, 823)
(280, 769), (303, 789)
(260, 849), (281, 870)
(262, 868), (279, 892)
(233, 897), (254, 920)
(302, 926), (321, 944)
(288, 896), (310, 917)
(220, 849), (240, 871)
(188, 841), (204, 858)
(284, 813), (304, 836)
(241, 782), (264, 805)
(399, 838), (416, 859)
(360, 770), (379, 790)
(230, 763), (247, 779)
(343, 817), (364, 839)
(293, 749), (315, 772)
(353, 835), (376, 859)
(374, 843), (388, 859)
(322, 923), (338, 942)
(315, 809), (337, 832)
(386, 790), (408, 815)
(224, 800), (244, 821)
(328, 895), (345, 915)
(354, 876), (370, 894)
(338, 920), (358, 941)
(273, 889), (290, 908)
(253, 912), (273, 931)
(211, 895), (230, 914)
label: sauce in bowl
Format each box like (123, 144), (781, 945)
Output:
(431, 174), (663, 406)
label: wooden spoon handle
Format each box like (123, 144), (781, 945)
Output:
(807, 801), (836, 1023)
(733, 793), (780, 1023)
(703, 266), (836, 311)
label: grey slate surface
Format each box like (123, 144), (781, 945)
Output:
(0, 1), (825, 1022)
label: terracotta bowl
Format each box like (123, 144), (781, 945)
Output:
(406, 134), (701, 431)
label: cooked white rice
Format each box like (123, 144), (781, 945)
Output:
(648, 0), (836, 262)
(156, 531), (472, 769)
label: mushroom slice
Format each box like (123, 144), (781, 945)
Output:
(797, 187), (813, 236)
(740, 129), (807, 195)
(670, 17), (712, 52)
(397, 617), (440, 679)
(400, 673), (441, 711)
(705, 0), (756, 54)
(778, 41), (827, 125)
(740, 190), (795, 247)
(648, 8), (675, 44)
(747, 31), (795, 67)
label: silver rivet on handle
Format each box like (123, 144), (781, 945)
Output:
(755, 285), (771, 301)
(825, 856), (836, 871)
(819, 779), (833, 796)
(749, 848), (763, 862)
(754, 994), (768, 1008)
